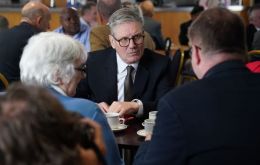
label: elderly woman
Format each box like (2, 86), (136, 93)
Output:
(19, 32), (123, 165)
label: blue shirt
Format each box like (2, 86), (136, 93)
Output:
(49, 88), (124, 165)
(54, 23), (91, 52)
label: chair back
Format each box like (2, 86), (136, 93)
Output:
(164, 37), (172, 56)
(0, 73), (8, 91)
(170, 49), (185, 86)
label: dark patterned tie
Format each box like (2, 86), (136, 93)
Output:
(124, 65), (134, 101)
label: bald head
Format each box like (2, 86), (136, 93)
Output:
(97, 0), (121, 23)
(140, 0), (154, 17)
(21, 1), (51, 31)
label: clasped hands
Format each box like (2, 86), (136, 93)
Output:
(98, 101), (139, 116)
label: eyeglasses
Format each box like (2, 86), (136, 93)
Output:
(112, 32), (145, 47)
(74, 64), (87, 75)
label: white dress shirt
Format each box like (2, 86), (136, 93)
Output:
(116, 53), (143, 116)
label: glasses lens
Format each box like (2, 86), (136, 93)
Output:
(119, 38), (130, 47)
(133, 34), (144, 44)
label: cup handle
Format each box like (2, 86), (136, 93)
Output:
(119, 118), (125, 124)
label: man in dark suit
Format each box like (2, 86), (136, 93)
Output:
(77, 8), (172, 118)
(247, 5), (260, 50)
(134, 7), (260, 165)
(0, 1), (50, 85)
(179, 5), (204, 46)
(140, 0), (165, 50)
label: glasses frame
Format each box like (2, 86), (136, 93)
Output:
(74, 64), (87, 76)
(112, 32), (145, 47)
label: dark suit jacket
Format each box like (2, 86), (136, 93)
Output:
(76, 48), (172, 117)
(179, 20), (192, 46)
(0, 22), (40, 83)
(143, 16), (165, 50)
(246, 24), (257, 51)
(134, 60), (260, 165)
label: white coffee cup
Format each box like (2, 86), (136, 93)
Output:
(149, 111), (158, 120)
(142, 119), (155, 134)
(105, 112), (125, 129)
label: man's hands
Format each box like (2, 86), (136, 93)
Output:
(98, 101), (139, 116)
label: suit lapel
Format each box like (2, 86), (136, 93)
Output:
(134, 63), (149, 98)
(103, 49), (118, 102)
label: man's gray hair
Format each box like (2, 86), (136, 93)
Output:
(108, 7), (143, 35)
(20, 32), (87, 87)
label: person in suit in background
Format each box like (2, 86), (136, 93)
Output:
(0, 15), (9, 31)
(134, 7), (260, 165)
(0, 1), (50, 85)
(19, 32), (123, 165)
(77, 8), (172, 118)
(0, 83), (106, 165)
(90, 0), (155, 51)
(80, 1), (98, 29)
(246, 5), (260, 50)
(139, 0), (165, 50)
(54, 8), (91, 52)
(179, 5), (204, 46)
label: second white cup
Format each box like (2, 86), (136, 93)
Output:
(149, 111), (158, 120)
(143, 119), (155, 134)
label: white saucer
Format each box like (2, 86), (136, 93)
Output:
(111, 124), (127, 132)
(137, 129), (146, 137)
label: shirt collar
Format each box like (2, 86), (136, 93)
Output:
(50, 85), (67, 96)
(116, 52), (138, 73)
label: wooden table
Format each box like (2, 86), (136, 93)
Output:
(114, 119), (144, 165)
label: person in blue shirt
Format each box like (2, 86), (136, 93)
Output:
(54, 8), (91, 52)
(19, 32), (124, 165)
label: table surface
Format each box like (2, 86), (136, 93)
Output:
(114, 119), (144, 149)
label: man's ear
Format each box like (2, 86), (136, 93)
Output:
(35, 16), (42, 29)
(194, 46), (201, 65)
(109, 35), (116, 49)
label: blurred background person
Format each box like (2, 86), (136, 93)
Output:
(80, 1), (98, 29)
(0, 15), (9, 32)
(0, 83), (106, 165)
(247, 4), (260, 50)
(0, 1), (50, 86)
(179, 5), (204, 46)
(54, 7), (91, 52)
(139, 0), (165, 50)
(19, 32), (123, 165)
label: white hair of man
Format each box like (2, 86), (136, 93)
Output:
(20, 32), (87, 86)
(108, 7), (143, 36)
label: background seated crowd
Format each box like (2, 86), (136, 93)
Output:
(0, 0), (260, 165)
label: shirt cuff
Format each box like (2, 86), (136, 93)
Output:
(132, 99), (143, 117)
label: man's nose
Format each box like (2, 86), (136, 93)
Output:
(128, 38), (136, 48)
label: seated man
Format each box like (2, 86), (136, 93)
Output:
(90, 0), (155, 51)
(54, 8), (91, 52)
(80, 1), (98, 29)
(179, 5), (204, 46)
(139, 0), (165, 50)
(0, 1), (50, 84)
(134, 7), (260, 165)
(77, 8), (172, 118)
